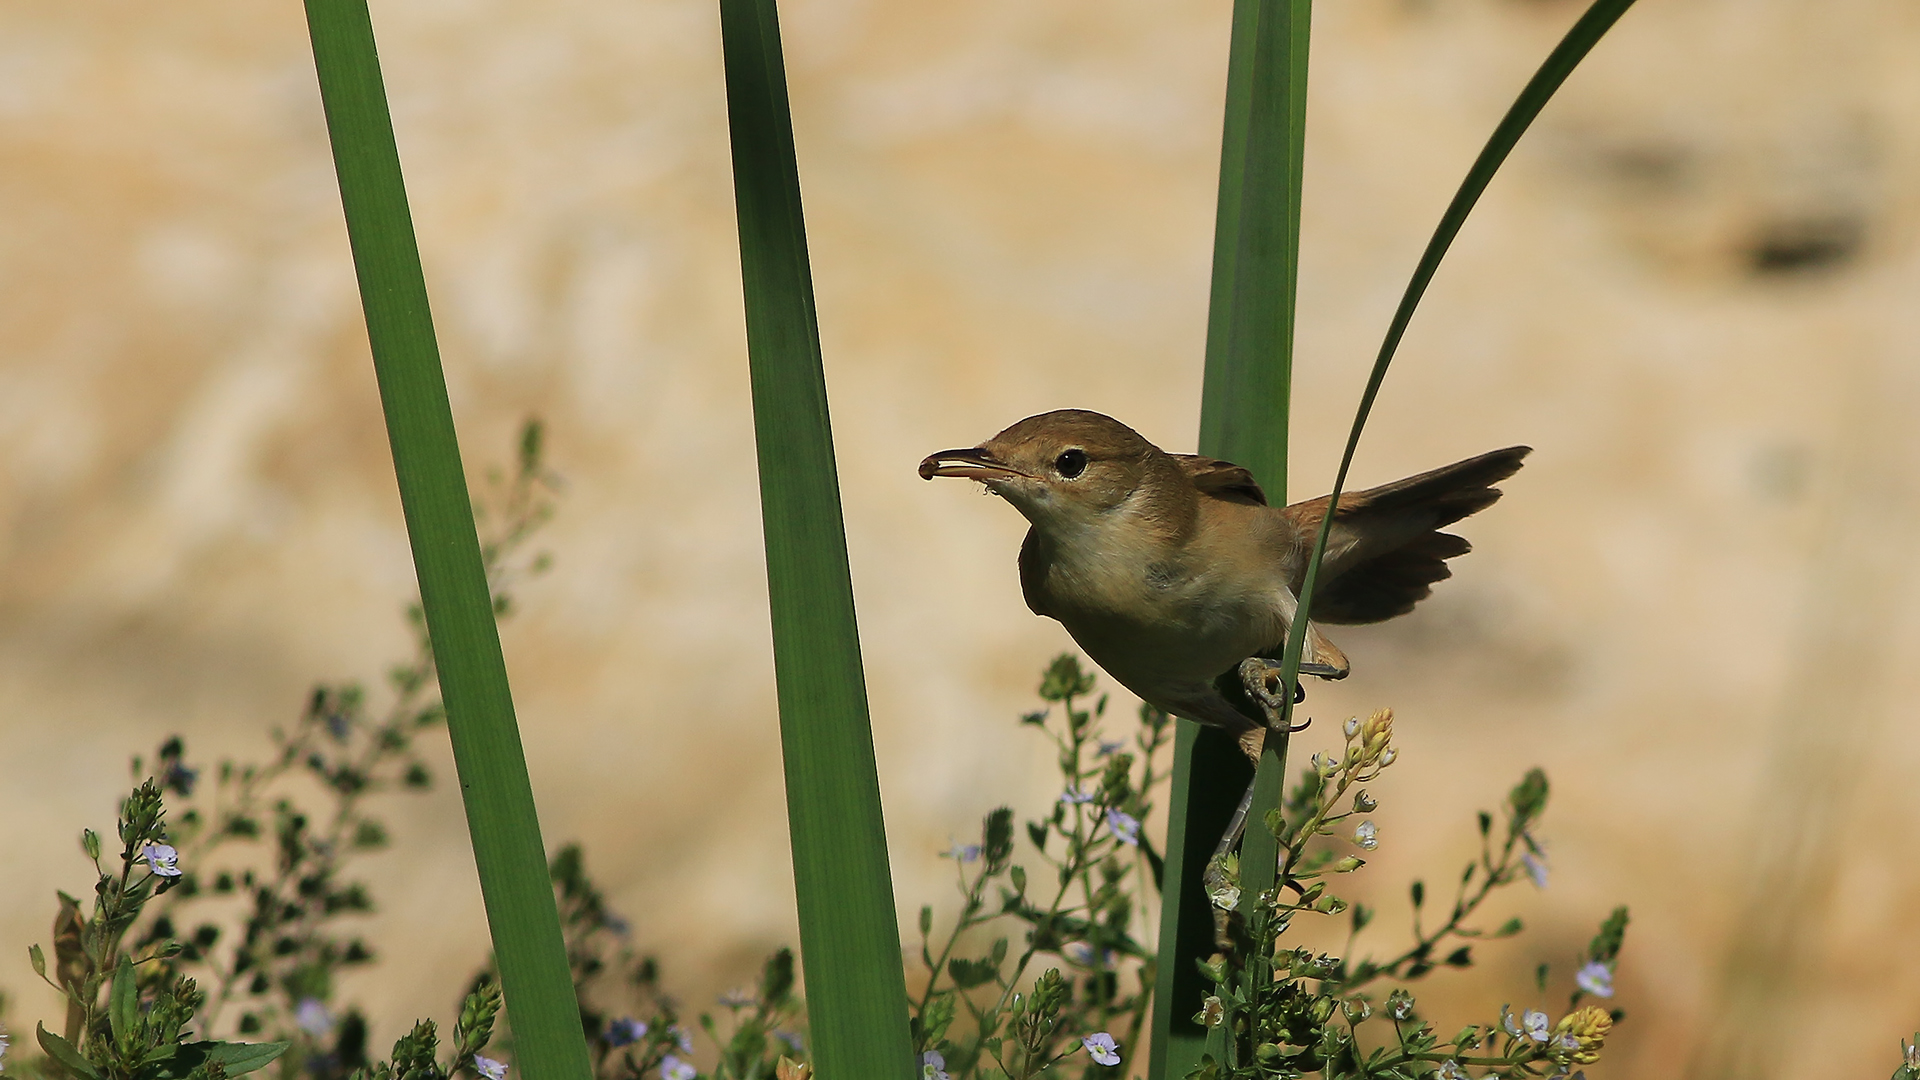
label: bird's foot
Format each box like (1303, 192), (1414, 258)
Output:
(1237, 658), (1312, 732)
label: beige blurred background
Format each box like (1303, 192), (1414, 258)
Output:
(2, 0), (1918, 1074)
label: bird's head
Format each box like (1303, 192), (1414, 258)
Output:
(919, 409), (1165, 532)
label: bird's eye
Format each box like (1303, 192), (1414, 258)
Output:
(1055, 448), (1088, 479)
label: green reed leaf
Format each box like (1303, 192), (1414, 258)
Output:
(301, 7), (590, 1080)
(1151, 2), (1311, 1074)
(717, 0), (914, 1073)
(1279, 0), (1639, 717)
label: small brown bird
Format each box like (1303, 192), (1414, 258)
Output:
(920, 409), (1527, 752)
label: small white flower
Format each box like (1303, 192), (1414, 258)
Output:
(1390, 993), (1413, 1020)
(474, 1057), (507, 1080)
(1352, 821), (1379, 850)
(1311, 752), (1338, 776)
(1574, 960), (1613, 998)
(1209, 884), (1241, 910)
(1082, 1033), (1121, 1067)
(1060, 786), (1096, 805)
(921, 1050), (950, 1080)
(718, 988), (755, 1008)
(1907, 1040), (1920, 1069)
(1105, 809), (1140, 846)
(660, 1056), (695, 1080)
(1437, 1061), (1463, 1080)
(1501, 1005), (1522, 1037)
(0, 1030), (11, 1067)
(1377, 748), (1396, 767)
(1556, 1034), (1581, 1051)
(1521, 852), (1548, 889)
(1524, 1010), (1550, 1043)
(141, 844), (182, 878)
(294, 998), (334, 1038)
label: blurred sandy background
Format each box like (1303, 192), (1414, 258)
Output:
(1, 0), (1918, 1074)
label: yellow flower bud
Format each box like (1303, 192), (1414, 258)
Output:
(1551, 1006), (1613, 1065)
(1358, 708), (1395, 764)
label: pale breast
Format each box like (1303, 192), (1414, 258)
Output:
(1034, 508), (1293, 687)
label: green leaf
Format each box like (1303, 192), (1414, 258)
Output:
(947, 957), (999, 991)
(1281, 0), (1641, 722)
(37, 1023), (100, 1080)
(110, 954), (137, 1048)
(1588, 905), (1630, 963)
(299, 7), (594, 1080)
(1151, 1), (1306, 1073)
(161, 1041), (292, 1079)
(716, 0), (913, 1072)
(203, 1042), (293, 1077)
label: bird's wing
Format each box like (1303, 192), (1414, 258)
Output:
(1171, 454), (1268, 505)
(1017, 527), (1053, 617)
(1281, 446), (1530, 624)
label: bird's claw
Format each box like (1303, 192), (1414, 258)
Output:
(1237, 658), (1315, 734)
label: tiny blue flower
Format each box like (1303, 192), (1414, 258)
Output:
(921, 1050), (950, 1080)
(1105, 809), (1140, 847)
(601, 914), (631, 936)
(141, 844), (182, 878)
(776, 1031), (803, 1054)
(165, 762), (199, 797)
(1095, 739), (1125, 757)
(659, 1057), (695, 1080)
(1066, 943), (1113, 967)
(942, 841), (981, 862)
(1574, 960), (1613, 998)
(1524, 1010), (1550, 1043)
(605, 1018), (647, 1047)
(294, 998), (333, 1038)
(1082, 1033), (1121, 1066)
(1060, 786), (1096, 805)
(718, 989), (755, 1008)
(1521, 851), (1548, 889)
(474, 1057), (507, 1080)
(670, 1026), (693, 1054)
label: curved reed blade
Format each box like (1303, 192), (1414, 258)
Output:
(717, 0), (915, 1073)
(1278, 0), (1639, 714)
(300, 6), (593, 1080)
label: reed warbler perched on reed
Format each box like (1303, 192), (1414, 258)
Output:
(920, 409), (1527, 756)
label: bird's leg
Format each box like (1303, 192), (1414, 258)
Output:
(1212, 659), (1311, 867)
(1201, 657), (1318, 943)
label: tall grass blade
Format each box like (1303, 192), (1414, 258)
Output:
(716, 0), (914, 1072)
(1150, 0), (1311, 1073)
(300, 6), (592, 1080)
(1275, 0), (1638, 725)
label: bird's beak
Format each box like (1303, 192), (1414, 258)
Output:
(918, 447), (1032, 482)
